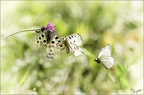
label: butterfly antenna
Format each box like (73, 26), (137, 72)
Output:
(1, 29), (41, 40)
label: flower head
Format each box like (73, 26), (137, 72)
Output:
(45, 22), (55, 32)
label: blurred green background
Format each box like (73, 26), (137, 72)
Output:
(1, 1), (143, 94)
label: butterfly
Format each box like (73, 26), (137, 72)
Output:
(33, 22), (65, 60)
(61, 33), (83, 56)
(94, 44), (114, 69)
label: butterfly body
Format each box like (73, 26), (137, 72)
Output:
(95, 44), (114, 69)
(95, 58), (100, 63)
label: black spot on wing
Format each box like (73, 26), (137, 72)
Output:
(55, 36), (59, 39)
(51, 41), (55, 44)
(60, 44), (62, 47)
(41, 34), (44, 37)
(69, 36), (71, 39)
(43, 40), (46, 43)
(58, 40), (61, 43)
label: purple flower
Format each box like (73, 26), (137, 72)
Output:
(45, 22), (55, 32)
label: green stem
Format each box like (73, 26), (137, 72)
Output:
(1, 29), (40, 40)
(82, 47), (96, 59)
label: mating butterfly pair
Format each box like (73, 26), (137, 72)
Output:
(33, 23), (83, 60)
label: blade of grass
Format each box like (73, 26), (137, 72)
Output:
(10, 77), (18, 94)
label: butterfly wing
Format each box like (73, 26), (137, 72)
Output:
(67, 33), (82, 46)
(33, 33), (48, 54)
(33, 32), (51, 60)
(97, 44), (111, 58)
(33, 31), (65, 60)
(45, 35), (69, 60)
(96, 44), (114, 69)
(99, 56), (114, 69)
(65, 33), (83, 56)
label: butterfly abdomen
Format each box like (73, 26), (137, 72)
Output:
(44, 30), (51, 43)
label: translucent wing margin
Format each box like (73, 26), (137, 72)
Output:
(98, 44), (111, 58)
(99, 56), (114, 69)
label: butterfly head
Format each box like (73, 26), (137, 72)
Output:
(45, 22), (55, 32)
(94, 58), (100, 63)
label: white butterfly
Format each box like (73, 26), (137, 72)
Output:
(62, 33), (83, 56)
(94, 44), (114, 69)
